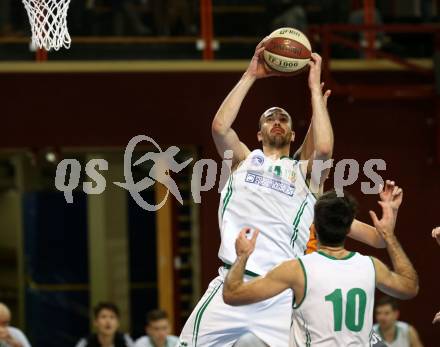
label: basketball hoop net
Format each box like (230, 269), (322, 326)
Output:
(22, 0), (72, 51)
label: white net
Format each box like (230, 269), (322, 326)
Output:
(22, 0), (72, 51)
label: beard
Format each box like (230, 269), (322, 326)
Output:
(262, 129), (292, 148)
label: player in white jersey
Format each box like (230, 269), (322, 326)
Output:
(179, 37), (387, 347)
(373, 296), (424, 347)
(223, 185), (419, 347)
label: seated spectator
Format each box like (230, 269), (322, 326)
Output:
(134, 310), (178, 347)
(76, 302), (134, 347)
(373, 296), (423, 347)
(0, 302), (31, 347)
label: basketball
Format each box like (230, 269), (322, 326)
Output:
(263, 27), (312, 74)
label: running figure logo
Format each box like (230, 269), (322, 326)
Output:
(114, 135), (193, 211)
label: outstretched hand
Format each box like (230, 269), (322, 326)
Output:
(379, 180), (403, 213)
(235, 228), (259, 257)
(369, 182), (402, 241)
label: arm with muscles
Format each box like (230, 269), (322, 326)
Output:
(348, 219), (386, 248)
(369, 198), (419, 299)
(408, 325), (424, 347)
(223, 228), (303, 306)
(212, 37), (282, 166)
(294, 82), (331, 160)
(300, 53), (334, 190)
(348, 180), (403, 249)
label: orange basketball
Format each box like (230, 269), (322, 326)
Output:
(263, 27), (312, 74)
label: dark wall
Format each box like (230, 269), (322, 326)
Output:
(1, 70), (439, 343)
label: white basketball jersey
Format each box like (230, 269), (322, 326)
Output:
(291, 251), (376, 347)
(373, 321), (411, 347)
(218, 149), (316, 275)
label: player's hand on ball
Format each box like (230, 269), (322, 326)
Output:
(432, 227), (440, 246)
(433, 311), (440, 324)
(235, 228), (259, 257)
(245, 37), (284, 79)
(308, 53), (323, 93)
(379, 180), (403, 213)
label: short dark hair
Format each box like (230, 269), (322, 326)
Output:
(376, 296), (399, 311)
(146, 309), (168, 325)
(258, 107), (292, 130)
(314, 190), (358, 247)
(93, 302), (120, 319)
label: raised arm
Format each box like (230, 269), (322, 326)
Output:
(212, 37), (281, 166)
(369, 193), (419, 299)
(348, 219), (386, 248)
(211, 76), (252, 165)
(348, 180), (403, 249)
(223, 228), (301, 306)
(294, 82), (331, 160)
(299, 54), (334, 188)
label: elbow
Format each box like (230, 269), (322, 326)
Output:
(400, 283), (420, 300)
(374, 239), (387, 249)
(223, 292), (236, 306)
(315, 147), (333, 160)
(410, 277), (420, 298)
(212, 118), (227, 136)
(314, 140), (333, 160)
(409, 283), (420, 299)
(222, 292), (234, 305)
(222, 287), (240, 306)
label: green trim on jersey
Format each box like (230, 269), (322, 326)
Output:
(305, 327), (311, 347)
(297, 162), (320, 200)
(300, 311), (312, 347)
(223, 263), (260, 277)
(192, 280), (223, 346)
(280, 155), (294, 160)
(293, 258), (307, 309)
(378, 325), (400, 343)
(221, 175), (234, 218)
(369, 256), (377, 285)
(317, 250), (356, 260)
(291, 198), (308, 247)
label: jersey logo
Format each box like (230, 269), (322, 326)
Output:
(251, 155), (265, 166)
(245, 171), (295, 196)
